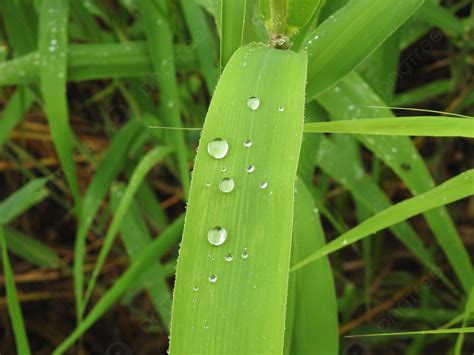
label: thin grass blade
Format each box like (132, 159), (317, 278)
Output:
(220, 0), (246, 69)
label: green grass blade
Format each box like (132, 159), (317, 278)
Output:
(291, 169), (474, 272)
(53, 216), (185, 355)
(303, 116), (474, 137)
(0, 0), (36, 55)
(111, 186), (172, 328)
(414, 1), (465, 36)
(0, 177), (49, 225)
(318, 72), (474, 292)
(304, 0), (424, 99)
(220, 0), (246, 69)
(38, 0), (81, 208)
(0, 88), (34, 146)
(139, 0), (190, 196)
(454, 287), (474, 354)
(82, 146), (172, 313)
(73, 120), (141, 317)
(0, 227), (31, 355)
(2, 227), (59, 268)
(169, 45), (307, 354)
(288, 179), (339, 354)
(347, 327), (474, 338)
(179, 0), (219, 93)
(391, 79), (452, 106)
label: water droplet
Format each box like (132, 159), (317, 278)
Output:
(243, 139), (253, 148)
(219, 178), (235, 193)
(247, 97), (260, 111)
(241, 248), (249, 259)
(209, 274), (217, 283)
(278, 106), (285, 112)
(343, 239), (348, 245)
(246, 164), (255, 173)
(193, 286), (199, 291)
(220, 167), (227, 172)
(224, 253), (233, 262)
(260, 181), (268, 189)
(205, 182), (211, 188)
(208, 226), (228, 246)
(391, 147), (398, 154)
(207, 138), (229, 159)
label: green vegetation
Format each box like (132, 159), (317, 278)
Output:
(0, 0), (472, 354)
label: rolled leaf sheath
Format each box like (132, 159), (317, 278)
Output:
(169, 45), (307, 354)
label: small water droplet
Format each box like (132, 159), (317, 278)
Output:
(343, 239), (348, 245)
(193, 286), (199, 291)
(278, 106), (285, 112)
(207, 138), (229, 159)
(246, 164), (255, 173)
(224, 253), (233, 262)
(241, 248), (249, 259)
(205, 182), (211, 188)
(208, 226), (228, 246)
(209, 274), (217, 283)
(260, 181), (268, 189)
(219, 178), (235, 193)
(220, 167), (227, 172)
(247, 97), (260, 111)
(243, 139), (253, 148)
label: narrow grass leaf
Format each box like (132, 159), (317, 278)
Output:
(304, 116), (474, 137)
(220, 0), (246, 69)
(287, 179), (339, 354)
(0, 0), (36, 55)
(53, 216), (185, 355)
(291, 169), (474, 272)
(414, 2), (465, 36)
(139, 0), (190, 195)
(454, 287), (474, 354)
(391, 79), (452, 106)
(304, 0), (425, 99)
(2, 228), (59, 268)
(0, 227), (31, 355)
(38, 0), (81, 207)
(73, 120), (141, 317)
(0, 88), (34, 146)
(82, 146), (172, 313)
(169, 45), (307, 354)
(347, 327), (474, 338)
(0, 177), (49, 225)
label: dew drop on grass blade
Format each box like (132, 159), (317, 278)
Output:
(169, 44), (307, 354)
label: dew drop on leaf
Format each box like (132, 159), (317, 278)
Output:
(247, 97), (260, 111)
(219, 178), (235, 193)
(193, 286), (199, 291)
(241, 248), (249, 259)
(243, 139), (253, 148)
(260, 181), (268, 189)
(207, 138), (229, 159)
(246, 164), (255, 173)
(278, 106), (285, 112)
(224, 253), (233, 262)
(208, 226), (228, 246)
(208, 274), (217, 283)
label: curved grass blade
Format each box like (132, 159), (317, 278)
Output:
(169, 45), (307, 354)
(73, 121), (141, 317)
(287, 179), (339, 354)
(139, 0), (190, 196)
(0, 177), (49, 225)
(303, 116), (474, 137)
(2, 227), (59, 268)
(111, 185), (172, 329)
(53, 216), (185, 355)
(0, 227), (31, 355)
(0, 88), (34, 146)
(38, 0), (81, 208)
(291, 169), (474, 272)
(318, 72), (474, 292)
(347, 327), (474, 338)
(304, 0), (425, 99)
(220, 0), (246, 69)
(82, 146), (172, 313)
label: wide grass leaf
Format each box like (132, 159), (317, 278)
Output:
(169, 45), (307, 354)
(0, 227), (31, 355)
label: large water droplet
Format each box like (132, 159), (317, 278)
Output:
(260, 181), (268, 189)
(208, 226), (228, 246)
(243, 139), (253, 148)
(209, 274), (217, 283)
(219, 178), (235, 193)
(207, 138), (229, 159)
(224, 253), (233, 262)
(241, 248), (249, 259)
(247, 97), (260, 111)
